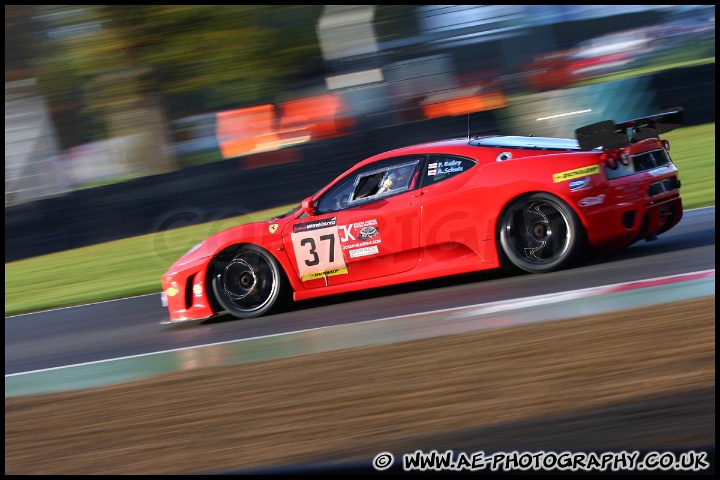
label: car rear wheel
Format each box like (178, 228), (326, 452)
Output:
(211, 245), (289, 319)
(499, 193), (585, 273)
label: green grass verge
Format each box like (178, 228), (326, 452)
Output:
(5, 123), (715, 317)
(662, 123), (715, 210)
(4, 205), (296, 317)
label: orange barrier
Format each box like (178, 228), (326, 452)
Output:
(420, 90), (506, 119)
(216, 105), (280, 159)
(279, 93), (354, 142)
(216, 93), (355, 161)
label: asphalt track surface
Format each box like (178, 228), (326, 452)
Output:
(5, 207), (714, 376)
(4, 207), (715, 475)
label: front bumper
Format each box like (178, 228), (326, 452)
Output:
(162, 257), (217, 322)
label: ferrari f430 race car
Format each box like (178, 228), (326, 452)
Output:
(161, 107), (685, 322)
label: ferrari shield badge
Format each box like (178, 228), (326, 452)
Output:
(269, 224), (278, 234)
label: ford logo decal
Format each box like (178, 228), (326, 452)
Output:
(569, 177), (590, 190)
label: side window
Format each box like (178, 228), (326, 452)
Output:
(349, 160), (419, 204)
(315, 175), (357, 214)
(353, 171), (386, 200)
(421, 155), (477, 186)
(315, 157), (422, 214)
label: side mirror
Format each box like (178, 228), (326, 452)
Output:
(301, 197), (315, 216)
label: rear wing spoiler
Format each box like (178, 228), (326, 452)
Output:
(575, 106), (684, 151)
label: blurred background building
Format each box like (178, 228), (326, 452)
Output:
(5, 5), (715, 207)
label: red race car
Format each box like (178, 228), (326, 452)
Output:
(161, 107), (684, 322)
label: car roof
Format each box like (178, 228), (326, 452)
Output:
(469, 135), (581, 150)
(312, 134), (586, 201)
(359, 135), (582, 167)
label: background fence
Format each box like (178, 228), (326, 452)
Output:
(4, 64), (715, 263)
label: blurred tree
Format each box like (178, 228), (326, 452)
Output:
(5, 5), (42, 82)
(99, 5), (324, 114)
(32, 6), (128, 146)
(13, 6), (420, 151)
(10, 6), (426, 170)
(22, 5), (326, 173)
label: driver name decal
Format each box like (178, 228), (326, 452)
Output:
(440, 159), (463, 174)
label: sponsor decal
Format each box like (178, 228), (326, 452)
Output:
(359, 226), (379, 240)
(578, 194), (605, 207)
(568, 177), (590, 191)
(166, 287), (179, 297)
(292, 216), (337, 233)
(353, 219), (377, 229)
(300, 267), (349, 281)
(552, 165), (600, 183)
(614, 182), (643, 201)
(342, 238), (382, 251)
(340, 219), (379, 242)
(349, 245), (379, 258)
(268, 223), (278, 234)
(193, 284), (203, 296)
(615, 182), (642, 192)
(339, 225), (355, 242)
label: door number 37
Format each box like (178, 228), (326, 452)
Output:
(290, 225), (346, 277)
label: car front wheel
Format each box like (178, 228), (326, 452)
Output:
(499, 193), (585, 273)
(211, 245), (289, 319)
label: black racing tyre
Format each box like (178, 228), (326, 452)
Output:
(499, 193), (585, 274)
(211, 245), (289, 319)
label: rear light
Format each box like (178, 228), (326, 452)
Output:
(603, 149), (630, 170)
(601, 152), (617, 170)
